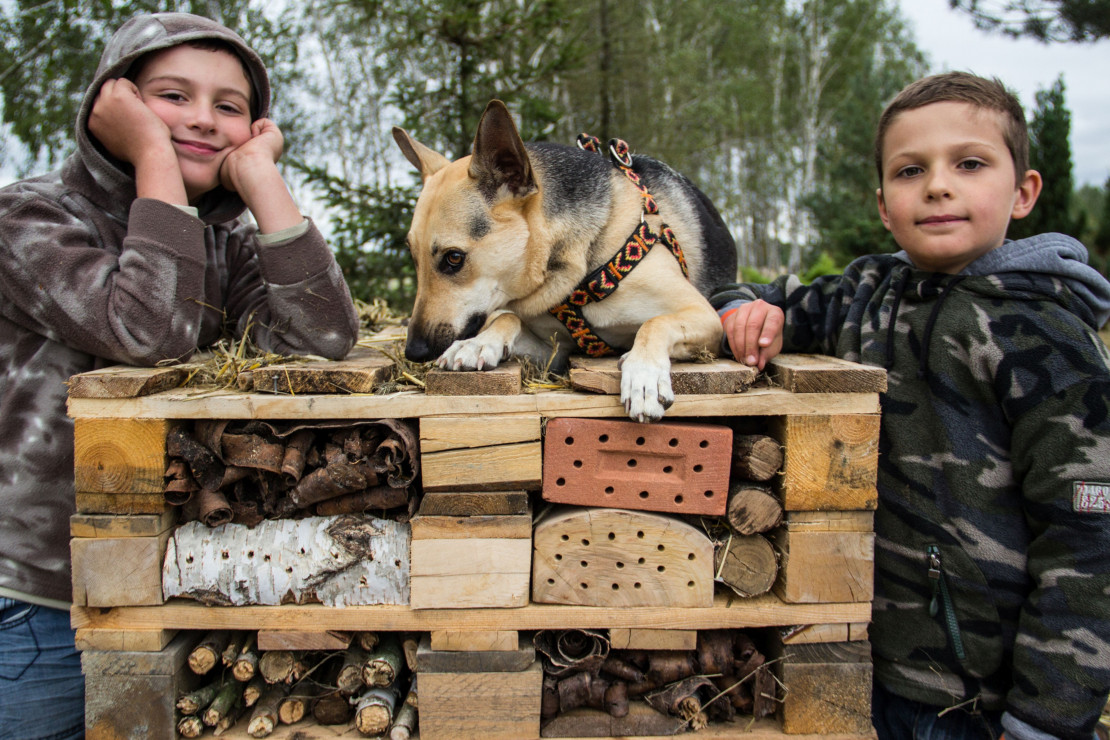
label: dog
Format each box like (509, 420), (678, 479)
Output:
(392, 100), (737, 422)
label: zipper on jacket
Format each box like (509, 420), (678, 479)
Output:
(927, 545), (966, 661)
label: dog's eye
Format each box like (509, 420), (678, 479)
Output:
(440, 249), (466, 274)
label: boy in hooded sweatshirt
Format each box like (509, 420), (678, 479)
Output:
(711, 72), (1110, 740)
(0, 13), (359, 737)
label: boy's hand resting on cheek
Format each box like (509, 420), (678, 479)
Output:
(219, 118), (284, 195)
(723, 299), (784, 370)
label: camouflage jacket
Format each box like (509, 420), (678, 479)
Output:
(711, 234), (1110, 740)
(0, 14), (359, 605)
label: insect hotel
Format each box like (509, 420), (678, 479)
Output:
(68, 331), (884, 739)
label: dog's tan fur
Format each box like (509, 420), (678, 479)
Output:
(393, 101), (733, 421)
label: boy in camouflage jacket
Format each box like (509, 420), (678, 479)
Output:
(0, 13), (359, 737)
(712, 72), (1110, 740)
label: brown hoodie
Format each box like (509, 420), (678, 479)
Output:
(0, 13), (359, 605)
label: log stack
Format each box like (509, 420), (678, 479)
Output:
(67, 338), (885, 739)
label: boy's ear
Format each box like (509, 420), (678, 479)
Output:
(1011, 169), (1043, 220)
(876, 188), (893, 231)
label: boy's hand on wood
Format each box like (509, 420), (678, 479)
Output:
(219, 118), (284, 195)
(723, 299), (784, 370)
(88, 78), (174, 167)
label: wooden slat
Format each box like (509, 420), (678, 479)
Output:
(411, 511), (532, 540)
(771, 639), (874, 735)
(249, 344), (395, 394)
(67, 365), (188, 399)
(422, 441), (543, 491)
(780, 622), (870, 645)
(420, 662), (542, 740)
(569, 356), (758, 395)
(430, 630), (519, 652)
(425, 362), (523, 395)
(609, 628), (696, 651)
(256, 630), (353, 651)
(767, 354), (887, 394)
(70, 593), (872, 632)
(71, 530), (170, 607)
(70, 511), (175, 538)
(418, 491), (531, 516)
(419, 634), (533, 671)
(75, 628), (177, 652)
(67, 386), (881, 420)
(75, 492), (167, 515)
(773, 527), (875, 604)
(420, 413), (541, 452)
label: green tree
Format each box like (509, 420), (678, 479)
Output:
(1092, 176), (1110, 275)
(948, 0), (1110, 42)
(1010, 75), (1077, 239)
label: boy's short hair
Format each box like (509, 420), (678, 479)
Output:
(874, 71), (1029, 186)
(125, 39), (257, 117)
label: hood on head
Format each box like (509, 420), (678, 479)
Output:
(74, 12), (271, 222)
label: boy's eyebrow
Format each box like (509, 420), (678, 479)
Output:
(142, 75), (251, 103)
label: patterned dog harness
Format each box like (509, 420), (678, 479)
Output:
(547, 135), (690, 357)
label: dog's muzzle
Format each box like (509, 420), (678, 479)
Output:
(404, 313), (488, 362)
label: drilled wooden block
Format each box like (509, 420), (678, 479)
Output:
(532, 508), (715, 607)
(542, 418), (731, 515)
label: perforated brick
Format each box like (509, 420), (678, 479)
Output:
(542, 418), (731, 515)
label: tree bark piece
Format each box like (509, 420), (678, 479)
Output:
(233, 633), (260, 682)
(246, 684), (286, 738)
(188, 630), (231, 675)
(362, 633), (404, 687)
(354, 686), (399, 736)
(731, 434), (783, 482)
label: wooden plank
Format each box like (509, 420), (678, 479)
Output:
(780, 623), (870, 645)
(419, 634), (534, 672)
(541, 702), (685, 737)
(768, 354), (887, 394)
(410, 537), (532, 609)
(773, 527), (875, 604)
(70, 511), (175, 538)
(425, 361), (523, 395)
(420, 413), (541, 452)
(609, 628), (697, 651)
(71, 592), (871, 633)
(67, 386), (881, 421)
(83, 631), (199, 740)
(256, 629), (353, 651)
(771, 639), (874, 735)
(412, 538), (532, 578)
(249, 344), (395, 394)
(569, 356), (758, 395)
(67, 365), (188, 399)
(770, 414), (880, 511)
(418, 491), (531, 516)
(430, 630), (519, 652)
(73, 418), (172, 494)
(532, 508), (715, 608)
(784, 510), (874, 532)
(411, 511), (532, 540)
(71, 530), (170, 607)
(422, 440), (543, 491)
(420, 661), (543, 740)
(75, 628), (177, 652)
(74, 492), (167, 515)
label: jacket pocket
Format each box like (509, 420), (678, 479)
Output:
(922, 543), (1004, 677)
(0, 598), (43, 681)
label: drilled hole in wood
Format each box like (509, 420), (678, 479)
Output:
(548, 578), (555, 585)
(657, 544), (665, 551)
(657, 565), (665, 572)
(185, 556), (193, 564)
(627, 458), (637, 468)
(263, 554), (271, 562)
(599, 434), (609, 443)
(580, 582), (589, 589)
(688, 553), (696, 560)
(616, 562), (625, 568)
(555, 554), (563, 560)
(565, 436), (575, 445)
(581, 539), (591, 546)
(634, 582), (642, 589)
(221, 551), (229, 559)
(394, 559), (402, 568)
(636, 531), (645, 538)
(561, 534), (569, 541)
(247, 550), (254, 558)
(608, 532), (616, 540)
(638, 557), (646, 564)
(612, 583), (620, 590)
(687, 581), (696, 588)
(674, 495), (684, 504)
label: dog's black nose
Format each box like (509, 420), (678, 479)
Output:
(405, 335), (435, 362)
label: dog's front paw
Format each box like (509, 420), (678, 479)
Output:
(437, 334), (509, 371)
(618, 353), (674, 423)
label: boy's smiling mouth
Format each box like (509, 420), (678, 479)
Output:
(174, 138), (221, 156)
(918, 214), (965, 225)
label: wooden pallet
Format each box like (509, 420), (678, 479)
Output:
(68, 349), (883, 739)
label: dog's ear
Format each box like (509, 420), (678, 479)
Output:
(468, 100), (537, 199)
(392, 127), (451, 182)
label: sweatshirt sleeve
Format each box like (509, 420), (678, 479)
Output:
(1003, 326), (1110, 739)
(709, 267), (860, 358)
(0, 195), (210, 365)
(219, 217), (359, 360)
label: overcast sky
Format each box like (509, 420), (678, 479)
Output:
(896, 0), (1110, 188)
